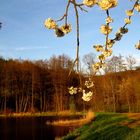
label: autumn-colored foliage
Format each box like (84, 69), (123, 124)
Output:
(0, 56), (140, 114)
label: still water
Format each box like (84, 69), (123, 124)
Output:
(0, 116), (81, 140)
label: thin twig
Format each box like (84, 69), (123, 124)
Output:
(65, 0), (71, 24)
(70, 0), (88, 12)
(55, 14), (66, 22)
(73, 0), (83, 86)
(105, 10), (110, 50)
(78, 6), (88, 12)
(55, 0), (71, 24)
(113, 0), (140, 40)
(123, 0), (138, 28)
(70, 0), (84, 6)
(68, 58), (78, 77)
(67, 0), (81, 79)
(73, 0), (80, 72)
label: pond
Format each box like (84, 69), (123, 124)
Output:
(0, 115), (82, 140)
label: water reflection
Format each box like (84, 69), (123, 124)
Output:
(0, 116), (81, 140)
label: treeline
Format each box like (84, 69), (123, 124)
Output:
(0, 55), (81, 113)
(93, 70), (140, 112)
(0, 54), (140, 113)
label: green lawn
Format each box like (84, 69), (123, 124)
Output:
(62, 113), (140, 140)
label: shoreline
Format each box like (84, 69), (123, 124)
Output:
(46, 111), (95, 126)
(0, 111), (84, 118)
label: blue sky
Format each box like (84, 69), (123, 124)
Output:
(0, 0), (140, 62)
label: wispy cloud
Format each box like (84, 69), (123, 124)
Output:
(0, 45), (52, 60)
(15, 46), (49, 51)
(0, 45), (50, 52)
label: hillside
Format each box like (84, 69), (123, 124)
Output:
(0, 57), (140, 113)
(62, 113), (140, 140)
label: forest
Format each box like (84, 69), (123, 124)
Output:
(0, 54), (140, 114)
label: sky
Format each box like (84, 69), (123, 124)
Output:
(0, 0), (140, 63)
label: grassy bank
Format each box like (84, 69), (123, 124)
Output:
(62, 113), (140, 140)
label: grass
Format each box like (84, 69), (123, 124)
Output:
(62, 113), (140, 140)
(46, 110), (95, 126)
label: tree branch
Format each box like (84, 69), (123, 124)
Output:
(55, 0), (71, 24)
(70, 0), (88, 12)
(105, 10), (110, 50)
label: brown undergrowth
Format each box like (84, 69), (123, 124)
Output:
(46, 110), (95, 126)
(121, 113), (140, 128)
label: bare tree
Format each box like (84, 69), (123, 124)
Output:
(126, 55), (136, 70)
(105, 55), (126, 73)
(82, 53), (96, 75)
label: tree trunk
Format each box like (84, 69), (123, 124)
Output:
(4, 90), (6, 113)
(31, 71), (34, 112)
(16, 92), (18, 112)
